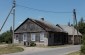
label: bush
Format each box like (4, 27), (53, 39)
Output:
(30, 42), (36, 46)
(81, 34), (85, 54)
(0, 30), (12, 44)
(81, 45), (85, 54)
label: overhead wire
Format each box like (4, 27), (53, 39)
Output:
(0, 7), (14, 32)
(0, 3), (73, 32)
(17, 4), (72, 14)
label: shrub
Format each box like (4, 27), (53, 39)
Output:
(30, 42), (36, 46)
(81, 34), (85, 54)
(81, 45), (85, 54)
(0, 30), (12, 44)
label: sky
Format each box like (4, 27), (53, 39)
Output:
(0, 0), (85, 33)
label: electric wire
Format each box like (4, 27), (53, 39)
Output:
(17, 4), (72, 14)
(0, 7), (14, 32)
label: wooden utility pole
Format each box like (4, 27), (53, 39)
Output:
(72, 9), (77, 45)
(12, 0), (16, 43)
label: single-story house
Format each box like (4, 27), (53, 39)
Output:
(14, 18), (68, 46)
(56, 24), (82, 44)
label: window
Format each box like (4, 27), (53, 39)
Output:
(23, 33), (27, 41)
(16, 35), (19, 40)
(40, 33), (44, 41)
(31, 33), (35, 41)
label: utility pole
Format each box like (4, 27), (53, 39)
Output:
(0, 0), (16, 43)
(72, 9), (77, 45)
(12, 0), (16, 43)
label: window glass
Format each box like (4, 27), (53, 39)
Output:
(31, 33), (35, 41)
(23, 33), (27, 41)
(16, 35), (18, 40)
(40, 33), (44, 41)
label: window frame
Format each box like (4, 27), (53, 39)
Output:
(40, 32), (44, 41)
(23, 33), (27, 41)
(31, 33), (36, 41)
(15, 34), (19, 40)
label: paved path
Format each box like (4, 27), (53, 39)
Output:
(3, 45), (80, 55)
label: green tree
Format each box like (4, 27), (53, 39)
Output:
(0, 30), (12, 44)
(78, 17), (85, 35)
(79, 17), (85, 54)
(81, 34), (85, 54)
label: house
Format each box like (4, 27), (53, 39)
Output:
(14, 18), (68, 46)
(57, 24), (82, 44)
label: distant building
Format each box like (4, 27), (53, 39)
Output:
(57, 24), (82, 44)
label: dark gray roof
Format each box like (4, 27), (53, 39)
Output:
(15, 18), (64, 32)
(57, 24), (82, 35)
(35, 19), (64, 32)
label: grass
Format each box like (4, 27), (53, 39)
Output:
(67, 51), (80, 55)
(37, 45), (72, 48)
(67, 51), (85, 55)
(0, 44), (24, 54)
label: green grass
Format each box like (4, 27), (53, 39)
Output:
(67, 51), (80, 55)
(67, 51), (85, 55)
(37, 45), (71, 48)
(0, 44), (24, 54)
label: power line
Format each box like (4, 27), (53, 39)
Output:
(17, 4), (72, 14)
(0, 7), (13, 32)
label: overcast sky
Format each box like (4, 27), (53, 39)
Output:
(0, 0), (84, 33)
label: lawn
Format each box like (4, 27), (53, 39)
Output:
(0, 44), (24, 54)
(37, 45), (71, 48)
(67, 51), (85, 55)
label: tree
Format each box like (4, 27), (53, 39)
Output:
(79, 17), (85, 54)
(81, 34), (85, 54)
(0, 30), (12, 44)
(78, 17), (85, 35)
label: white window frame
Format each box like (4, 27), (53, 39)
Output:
(31, 33), (35, 41)
(40, 32), (44, 41)
(23, 33), (27, 41)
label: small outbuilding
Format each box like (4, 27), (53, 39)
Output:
(57, 24), (82, 44)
